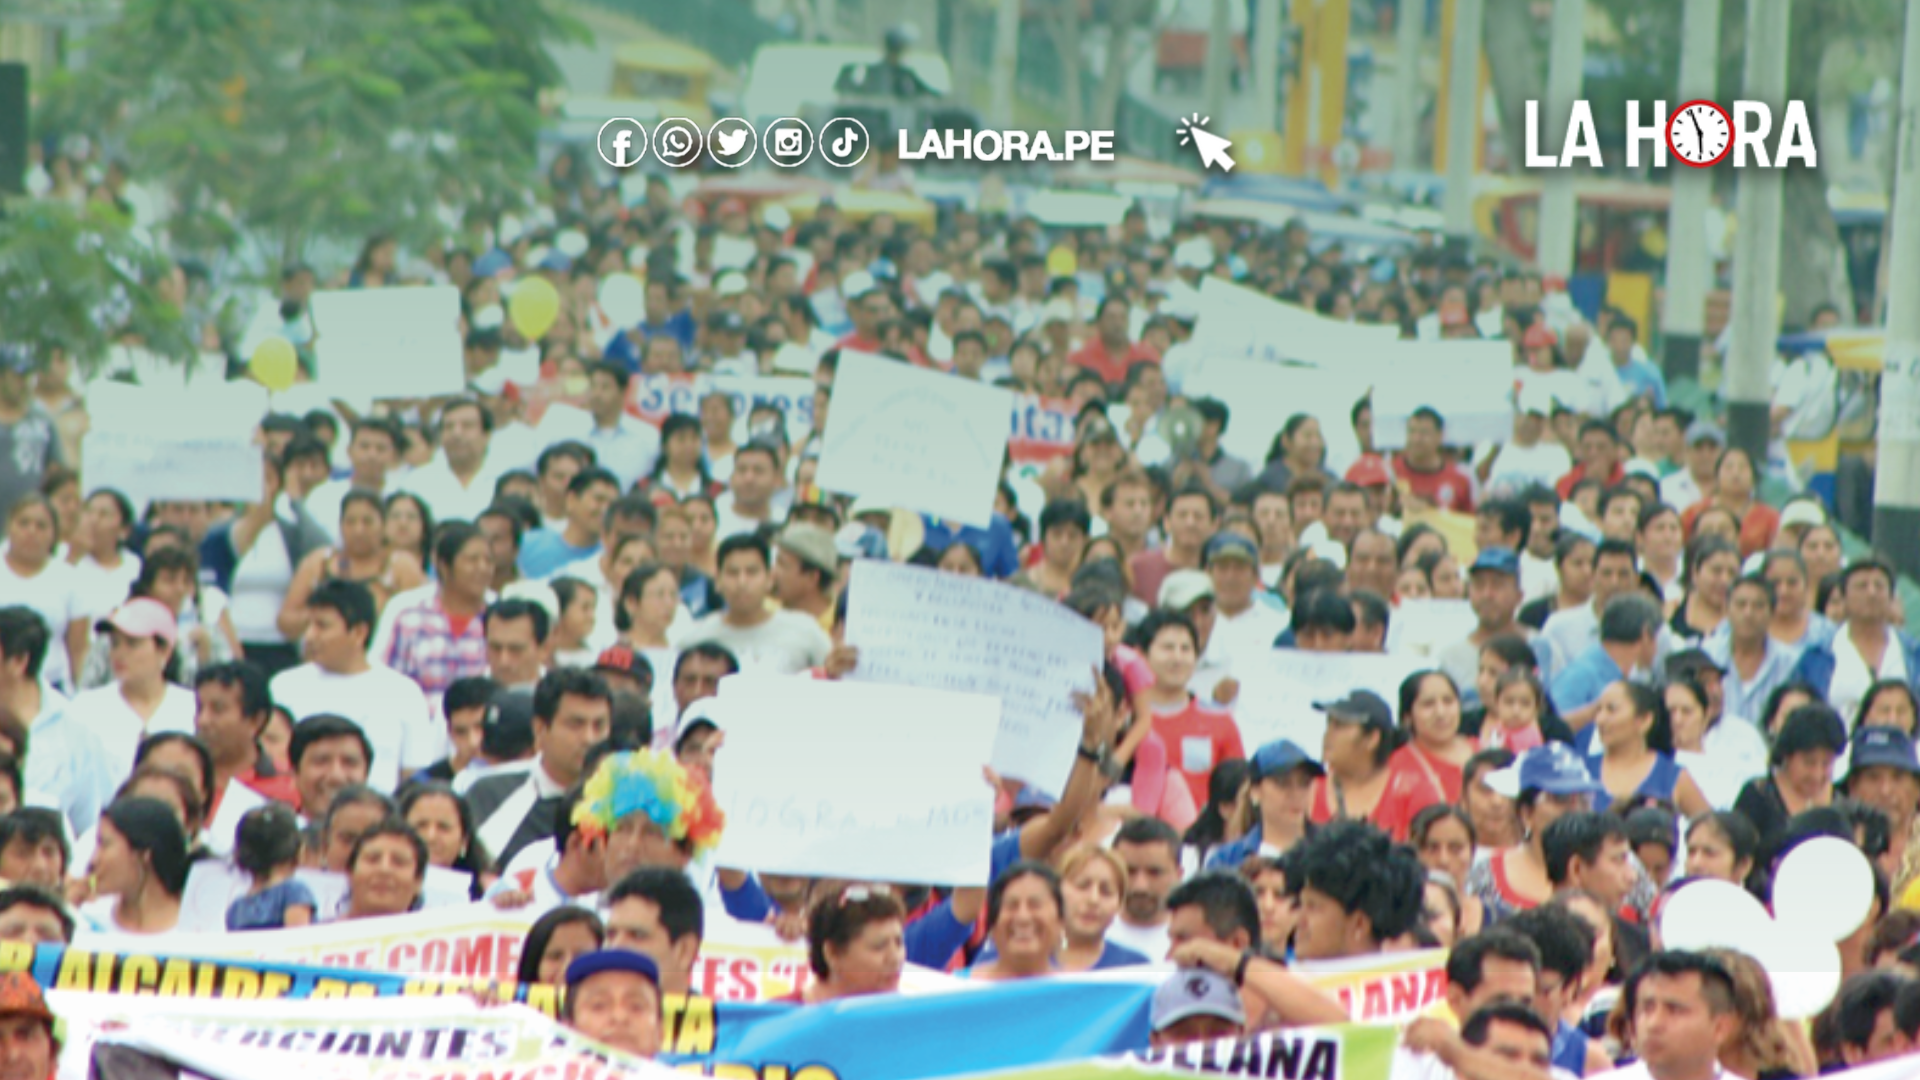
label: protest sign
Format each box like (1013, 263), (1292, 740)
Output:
(843, 561), (1104, 795)
(80, 380), (266, 508)
(1118, 1025), (1397, 1080)
(814, 351), (1013, 528)
(712, 676), (999, 885)
(1291, 948), (1450, 1024)
(1385, 600), (1478, 660)
(1192, 277), (1396, 366)
(1179, 357), (1368, 476)
(1232, 650), (1424, 756)
(1009, 394), (1079, 465)
(309, 286), (465, 406)
(1367, 340), (1515, 450)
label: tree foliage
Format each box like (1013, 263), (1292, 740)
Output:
(41, 0), (586, 269)
(0, 201), (196, 374)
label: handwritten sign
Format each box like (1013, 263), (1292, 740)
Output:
(309, 286), (465, 406)
(843, 561), (1103, 795)
(711, 676), (997, 885)
(81, 380), (265, 508)
(814, 351), (1013, 528)
(1232, 649), (1423, 758)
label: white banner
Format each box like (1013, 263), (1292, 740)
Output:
(1233, 649), (1423, 758)
(309, 286), (466, 407)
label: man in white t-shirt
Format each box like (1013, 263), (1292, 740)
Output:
(1485, 387), (1573, 503)
(672, 535), (829, 675)
(270, 579), (438, 793)
(1199, 534), (1284, 682)
(306, 418), (405, 543)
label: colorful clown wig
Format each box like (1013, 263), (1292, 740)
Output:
(571, 750), (725, 859)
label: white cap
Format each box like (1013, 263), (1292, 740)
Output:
(842, 269), (877, 298)
(500, 580), (560, 628)
(554, 229), (590, 258)
(1516, 383), (1556, 416)
(1173, 236), (1214, 271)
(715, 271), (749, 298)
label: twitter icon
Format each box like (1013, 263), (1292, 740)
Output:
(706, 118), (757, 168)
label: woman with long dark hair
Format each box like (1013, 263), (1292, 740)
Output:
(1578, 681), (1709, 816)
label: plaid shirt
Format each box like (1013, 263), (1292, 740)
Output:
(380, 598), (489, 699)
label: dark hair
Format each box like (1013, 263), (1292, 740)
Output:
(1282, 820), (1424, 943)
(1461, 1002), (1554, 1048)
(1129, 609), (1199, 655)
(1446, 929), (1542, 992)
(0, 608), (51, 680)
(1166, 866), (1265, 954)
(608, 868), (705, 944)
(1506, 904), (1597, 984)
(1291, 588), (1358, 636)
(567, 467), (621, 500)
(308, 578), (377, 639)
(614, 564), (678, 634)
(536, 442), (593, 479)
(533, 667), (613, 724)
(1623, 950), (1737, 1017)
(986, 859), (1064, 930)
(1351, 589), (1391, 636)
(135, 732), (215, 810)
(807, 885), (908, 980)
(346, 818), (428, 882)
(1038, 499), (1093, 538)
(1541, 812), (1630, 886)
(1857, 680), (1920, 734)
(1686, 811), (1759, 869)
(1477, 498), (1531, 550)
(383, 492), (435, 567)
(444, 676), (499, 718)
(715, 533), (771, 572)
(233, 803), (305, 878)
(673, 643), (740, 684)
(439, 398), (494, 434)
(1411, 803), (1478, 851)
(194, 661), (272, 720)
(517, 905), (605, 986)
(1771, 703), (1848, 766)
(398, 782), (492, 878)
(1186, 759), (1253, 851)
(0, 809), (68, 877)
(1113, 814), (1182, 860)
(0, 884), (71, 942)
(1398, 670), (1460, 735)
(101, 796), (192, 899)
(289, 714), (374, 773)
(432, 521), (485, 574)
(1835, 972), (1908, 1051)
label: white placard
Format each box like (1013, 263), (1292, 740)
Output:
(1232, 648), (1424, 757)
(309, 286), (466, 406)
(1192, 275), (1397, 363)
(1368, 339), (1517, 450)
(843, 560), (1103, 794)
(1180, 356), (1368, 476)
(1880, 341), (1920, 443)
(81, 432), (262, 507)
(1387, 599), (1480, 660)
(711, 676), (998, 884)
(814, 351), (1013, 528)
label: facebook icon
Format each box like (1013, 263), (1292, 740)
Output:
(596, 118), (649, 168)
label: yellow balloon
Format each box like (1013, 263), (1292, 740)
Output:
(509, 277), (561, 340)
(1045, 245), (1078, 278)
(249, 337), (297, 392)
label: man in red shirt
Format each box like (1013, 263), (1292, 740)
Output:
(1392, 407), (1476, 513)
(1130, 485), (1217, 605)
(193, 661), (300, 812)
(1070, 296), (1161, 386)
(1555, 420), (1626, 498)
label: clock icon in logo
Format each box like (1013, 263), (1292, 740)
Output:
(1667, 99), (1733, 168)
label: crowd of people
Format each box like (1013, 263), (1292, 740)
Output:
(0, 136), (1913, 1080)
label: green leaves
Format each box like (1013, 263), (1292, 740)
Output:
(0, 202), (196, 375)
(44, 0), (574, 270)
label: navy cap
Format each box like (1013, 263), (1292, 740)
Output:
(1252, 739), (1324, 781)
(1204, 533), (1259, 567)
(1488, 744), (1605, 798)
(473, 249), (513, 279)
(565, 949), (661, 990)
(1847, 726), (1920, 781)
(1315, 690), (1393, 732)
(1469, 547), (1521, 577)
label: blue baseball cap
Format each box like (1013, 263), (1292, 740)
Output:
(1488, 744), (1604, 799)
(1847, 726), (1920, 783)
(1469, 547), (1521, 577)
(565, 949), (661, 990)
(1252, 739), (1324, 781)
(1204, 532), (1259, 567)
(473, 248), (513, 279)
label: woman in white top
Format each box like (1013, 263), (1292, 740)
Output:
(617, 563), (683, 735)
(64, 598), (196, 785)
(80, 795), (190, 936)
(69, 488), (143, 628)
(1664, 675), (1766, 811)
(0, 494), (83, 692)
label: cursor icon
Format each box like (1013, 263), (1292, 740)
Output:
(1178, 113), (1235, 172)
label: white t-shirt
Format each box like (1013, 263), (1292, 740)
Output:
(0, 556), (81, 690)
(63, 682), (197, 786)
(1827, 624), (1909, 725)
(229, 518), (294, 645)
(71, 552), (143, 622)
(1485, 440), (1573, 502)
(1105, 916), (1170, 962)
(670, 610), (831, 676)
(1204, 603), (1287, 677)
(270, 662), (440, 793)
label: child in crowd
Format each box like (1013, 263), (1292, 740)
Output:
(1484, 668), (1547, 753)
(226, 804), (317, 931)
